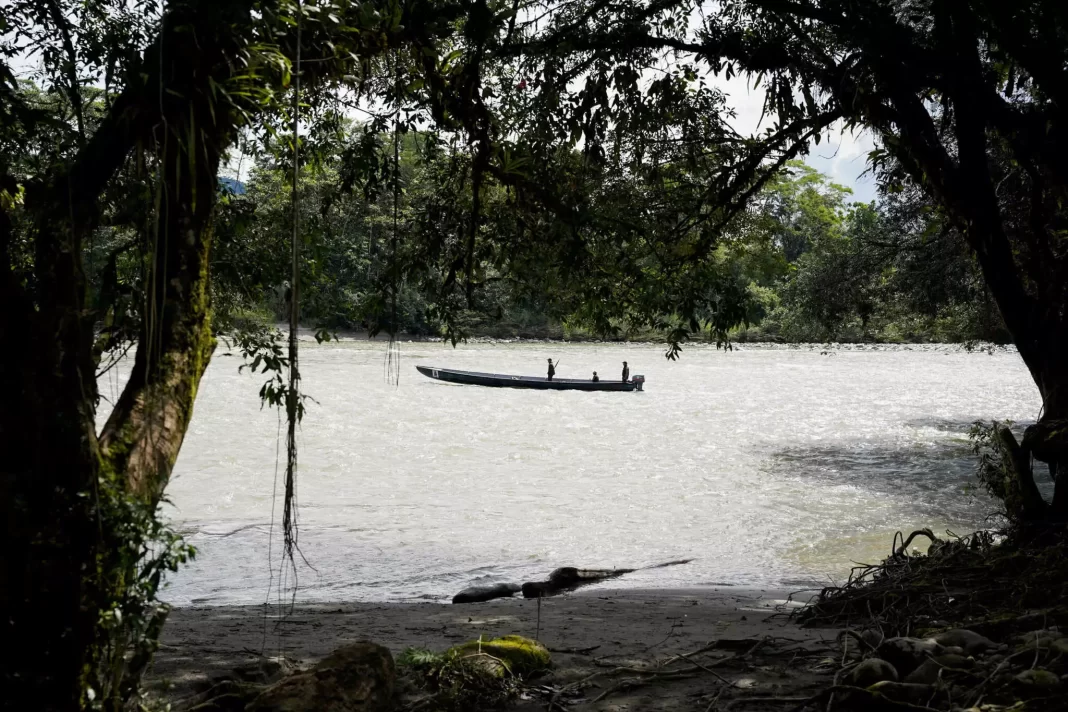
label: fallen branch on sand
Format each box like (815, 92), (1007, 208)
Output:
(768, 526), (1068, 712)
(544, 636), (771, 710)
(547, 644), (601, 655)
(452, 559), (696, 604)
(523, 559), (695, 599)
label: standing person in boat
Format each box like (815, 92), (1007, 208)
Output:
(592, 371), (599, 382)
(547, 358), (558, 381)
(621, 361), (630, 383)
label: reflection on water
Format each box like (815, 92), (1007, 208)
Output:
(106, 341), (1040, 605)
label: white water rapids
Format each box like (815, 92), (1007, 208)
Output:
(98, 340), (1040, 605)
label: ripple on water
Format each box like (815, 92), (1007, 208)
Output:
(117, 341), (1041, 605)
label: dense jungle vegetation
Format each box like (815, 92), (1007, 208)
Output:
(2, 0), (1066, 710)
(216, 152), (1009, 344)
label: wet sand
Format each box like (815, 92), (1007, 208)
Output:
(153, 587), (842, 710)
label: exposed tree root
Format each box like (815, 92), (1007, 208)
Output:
(798, 525), (1068, 633)
(772, 525), (1068, 712)
(544, 637), (773, 710)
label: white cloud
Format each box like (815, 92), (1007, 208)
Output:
(710, 74), (879, 204)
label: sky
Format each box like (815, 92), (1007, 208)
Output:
(10, 24), (879, 204)
(713, 74), (879, 204)
(221, 75), (881, 202)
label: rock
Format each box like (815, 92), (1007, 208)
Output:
(1053, 638), (1068, 655)
(848, 659), (898, 687)
(860, 630), (885, 650)
(904, 654), (972, 685)
(933, 629), (996, 654)
(247, 642), (394, 712)
(970, 611), (1067, 640)
(1011, 629), (1048, 644)
(867, 681), (937, 706)
(446, 635), (551, 677)
(1014, 669), (1061, 690)
(452, 583), (521, 604)
(1013, 630), (1065, 651)
(876, 637), (944, 676)
(183, 667), (291, 711)
(184, 683), (264, 712)
(187, 692), (252, 712)
(231, 657), (296, 685)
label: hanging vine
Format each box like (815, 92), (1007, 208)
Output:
(282, 0), (304, 603)
(385, 49), (402, 386)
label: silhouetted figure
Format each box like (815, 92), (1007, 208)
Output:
(547, 358), (556, 381)
(592, 371), (599, 382)
(621, 361), (630, 383)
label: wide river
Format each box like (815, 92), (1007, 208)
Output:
(103, 340), (1041, 605)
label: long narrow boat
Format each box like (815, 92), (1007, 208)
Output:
(416, 365), (645, 391)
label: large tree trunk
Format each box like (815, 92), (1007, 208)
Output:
(97, 35), (230, 505)
(868, 1), (1068, 523)
(1, 180), (106, 710)
(1, 109), (139, 711)
(1022, 341), (1068, 517)
(1, 3), (248, 708)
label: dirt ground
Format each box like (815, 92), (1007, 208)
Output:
(152, 587), (843, 711)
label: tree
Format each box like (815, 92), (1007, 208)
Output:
(490, 0), (1068, 518)
(0, 1), (470, 708)
(3, 2), (740, 706)
(5, 1), (1067, 707)
(749, 170), (1005, 344)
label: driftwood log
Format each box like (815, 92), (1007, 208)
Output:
(451, 560), (694, 603)
(451, 583), (522, 604)
(521, 559), (694, 599)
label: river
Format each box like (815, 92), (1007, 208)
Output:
(100, 340), (1040, 605)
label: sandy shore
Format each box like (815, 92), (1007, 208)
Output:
(153, 587), (842, 710)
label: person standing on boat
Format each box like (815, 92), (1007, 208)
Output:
(547, 358), (557, 381)
(621, 361), (630, 383)
(592, 371), (599, 382)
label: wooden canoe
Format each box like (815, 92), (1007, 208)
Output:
(416, 366), (643, 391)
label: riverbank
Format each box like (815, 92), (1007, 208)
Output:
(151, 530), (1068, 712)
(150, 587), (843, 710)
(229, 324), (1018, 350)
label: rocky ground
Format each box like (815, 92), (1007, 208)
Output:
(151, 587), (844, 711)
(152, 528), (1068, 711)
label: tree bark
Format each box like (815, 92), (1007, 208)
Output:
(97, 67), (229, 504)
(864, 0), (1068, 521)
(1, 3), (248, 708)
(3, 1), (427, 705)
(2, 168), (109, 712)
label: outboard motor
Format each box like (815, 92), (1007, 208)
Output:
(631, 374), (645, 391)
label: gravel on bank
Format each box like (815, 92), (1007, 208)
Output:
(152, 587), (841, 710)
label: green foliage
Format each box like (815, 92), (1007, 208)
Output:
(217, 142), (1007, 347)
(93, 481), (195, 710)
(969, 420), (1020, 523)
(225, 322), (316, 420)
(730, 168), (1005, 343)
(6, 1), (1068, 708)
(398, 644), (522, 711)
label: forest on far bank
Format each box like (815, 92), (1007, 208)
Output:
(205, 145), (1008, 346)
(5, 1), (1066, 709)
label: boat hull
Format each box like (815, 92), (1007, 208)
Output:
(416, 366), (638, 391)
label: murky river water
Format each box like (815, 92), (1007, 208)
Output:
(100, 340), (1041, 605)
